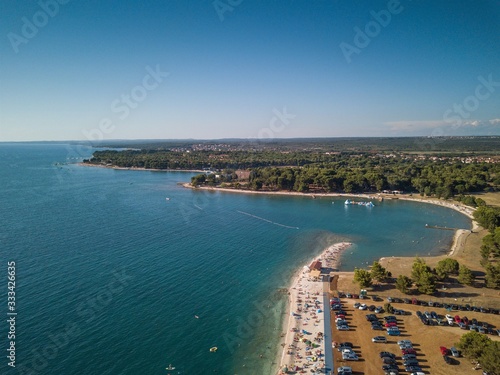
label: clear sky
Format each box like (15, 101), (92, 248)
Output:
(1, 0), (499, 141)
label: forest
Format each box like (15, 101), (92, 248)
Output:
(83, 138), (500, 197)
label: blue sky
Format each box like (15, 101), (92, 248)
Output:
(0, 0), (499, 141)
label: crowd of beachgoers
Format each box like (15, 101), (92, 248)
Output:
(277, 242), (351, 374)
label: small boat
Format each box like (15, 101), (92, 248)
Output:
(165, 364), (175, 370)
(165, 197), (170, 201)
(194, 315), (199, 319)
(210, 347), (218, 352)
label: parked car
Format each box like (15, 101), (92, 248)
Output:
(354, 302), (360, 309)
(404, 360), (420, 367)
(382, 364), (399, 371)
(337, 366), (352, 374)
(375, 306), (384, 313)
(372, 336), (387, 343)
(342, 353), (359, 361)
(398, 340), (412, 346)
(439, 346), (449, 355)
(388, 329), (401, 336)
(337, 324), (350, 331)
(402, 354), (417, 360)
(382, 357), (397, 365)
(443, 355), (452, 364)
(379, 351), (396, 359)
(358, 303), (367, 310)
(339, 342), (353, 347)
(402, 349), (417, 355)
(405, 366), (422, 372)
(450, 347), (460, 357)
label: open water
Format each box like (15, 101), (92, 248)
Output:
(0, 143), (471, 375)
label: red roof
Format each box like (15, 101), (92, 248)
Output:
(309, 260), (322, 271)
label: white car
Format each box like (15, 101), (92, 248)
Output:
(398, 340), (412, 346)
(359, 303), (367, 310)
(337, 366), (352, 374)
(342, 353), (359, 361)
(372, 336), (387, 343)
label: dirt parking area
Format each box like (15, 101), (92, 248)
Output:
(331, 298), (500, 375)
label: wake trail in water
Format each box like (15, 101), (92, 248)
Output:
(237, 210), (299, 229)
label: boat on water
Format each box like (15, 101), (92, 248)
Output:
(210, 347), (218, 352)
(344, 199), (374, 207)
(165, 364), (175, 370)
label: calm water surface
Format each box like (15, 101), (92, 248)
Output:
(0, 144), (470, 375)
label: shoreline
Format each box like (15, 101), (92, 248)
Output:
(275, 242), (352, 375)
(183, 183), (477, 221)
(77, 162), (205, 173)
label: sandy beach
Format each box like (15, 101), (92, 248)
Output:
(276, 242), (352, 375)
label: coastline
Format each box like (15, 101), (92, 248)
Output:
(183, 183), (476, 221)
(275, 242), (351, 375)
(78, 162), (205, 173)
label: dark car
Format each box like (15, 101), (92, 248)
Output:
(382, 364), (399, 371)
(382, 358), (397, 365)
(404, 360), (419, 367)
(380, 352), (396, 359)
(403, 298), (411, 304)
(443, 355), (452, 364)
(402, 354), (417, 360)
(339, 341), (353, 348)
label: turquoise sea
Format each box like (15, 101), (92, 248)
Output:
(0, 144), (471, 375)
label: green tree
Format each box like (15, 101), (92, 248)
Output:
(473, 206), (500, 232)
(485, 262), (500, 289)
(456, 331), (492, 361)
(370, 261), (390, 282)
(395, 275), (413, 294)
(417, 270), (437, 294)
(435, 258), (460, 280)
(480, 227), (500, 259)
(384, 303), (394, 314)
(479, 341), (500, 375)
(457, 264), (475, 286)
(354, 268), (373, 288)
(191, 173), (206, 186)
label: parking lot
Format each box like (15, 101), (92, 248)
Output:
(331, 297), (500, 375)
